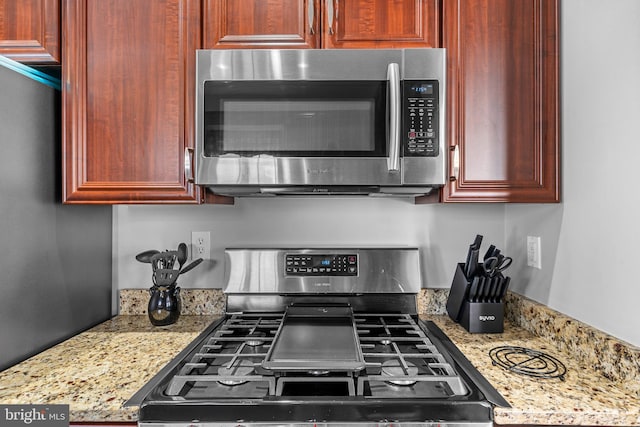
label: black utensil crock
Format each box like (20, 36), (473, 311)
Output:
(148, 284), (181, 326)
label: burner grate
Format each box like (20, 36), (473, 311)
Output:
(356, 314), (469, 396)
(489, 346), (566, 381)
(162, 312), (472, 399)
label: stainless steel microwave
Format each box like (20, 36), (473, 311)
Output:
(194, 48), (446, 197)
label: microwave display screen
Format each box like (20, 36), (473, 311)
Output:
(411, 84), (434, 95)
(203, 81), (387, 157)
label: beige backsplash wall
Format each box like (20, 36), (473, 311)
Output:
(112, 198), (504, 297)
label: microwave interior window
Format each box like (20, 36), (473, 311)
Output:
(203, 81), (387, 157)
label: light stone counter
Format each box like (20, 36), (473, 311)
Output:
(0, 315), (218, 423)
(425, 315), (640, 426)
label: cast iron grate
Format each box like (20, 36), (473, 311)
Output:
(489, 346), (566, 381)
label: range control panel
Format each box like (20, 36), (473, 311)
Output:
(285, 254), (358, 276)
(403, 80), (439, 157)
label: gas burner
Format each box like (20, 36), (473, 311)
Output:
(381, 359), (419, 386)
(217, 360), (255, 386)
(489, 346), (567, 381)
(245, 331), (266, 346)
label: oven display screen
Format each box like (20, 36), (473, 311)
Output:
(285, 254), (357, 276)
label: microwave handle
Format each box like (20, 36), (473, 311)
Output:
(387, 62), (401, 172)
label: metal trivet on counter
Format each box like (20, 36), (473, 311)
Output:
(489, 346), (567, 381)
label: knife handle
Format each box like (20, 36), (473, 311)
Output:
(483, 244), (496, 261)
(468, 276), (480, 303)
(499, 276), (510, 302)
(465, 249), (479, 278)
(464, 234), (483, 275)
(475, 277), (485, 303)
(472, 234), (483, 249)
(490, 277), (500, 302)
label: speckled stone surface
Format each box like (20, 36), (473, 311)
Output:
(119, 288), (225, 315)
(422, 289), (640, 398)
(421, 288), (640, 424)
(124, 288), (441, 316)
(426, 315), (640, 426)
(417, 288), (449, 315)
(0, 315), (218, 422)
(505, 292), (640, 400)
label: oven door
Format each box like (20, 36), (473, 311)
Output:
(195, 60), (402, 188)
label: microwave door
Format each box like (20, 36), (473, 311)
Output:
(199, 79), (401, 187)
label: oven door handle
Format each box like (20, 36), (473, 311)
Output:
(387, 62), (401, 172)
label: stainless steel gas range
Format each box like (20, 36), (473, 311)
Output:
(128, 248), (509, 427)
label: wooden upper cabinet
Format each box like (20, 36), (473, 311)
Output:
(440, 0), (560, 202)
(0, 0), (60, 64)
(204, 0), (320, 49)
(62, 0), (207, 203)
(324, 0), (439, 48)
(204, 0), (438, 49)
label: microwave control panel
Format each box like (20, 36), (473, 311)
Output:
(285, 254), (358, 276)
(403, 80), (439, 157)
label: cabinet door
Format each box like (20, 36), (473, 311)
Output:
(323, 0), (439, 48)
(0, 0), (60, 64)
(204, 0), (319, 49)
(63, 0), (206, 203)
(440, 0), (560, 202)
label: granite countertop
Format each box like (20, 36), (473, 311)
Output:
(0, 311), (638, 425)
(425, 315), (640, 426)
(0, 315), (219, 423)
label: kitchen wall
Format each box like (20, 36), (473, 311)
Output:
(504, 0), (640, 347)
(0, 65), (113, 370)
(114, 200), (504, 293)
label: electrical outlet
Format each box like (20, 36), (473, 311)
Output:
(191, 231), (210, 260)
(527, 236), (542, 269)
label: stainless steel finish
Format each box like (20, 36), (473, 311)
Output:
(194, 49), (446, 196)
(184, 148), (193, 182)
(207, 184), (436, 198)
(137, 315), (498, 427)
(223, 248), (421, 294)
(307, 1), (315, 34)
(134, 246), (502, 427)
(226, 293), (420, 314)
(196, 48), (444, 81)
(387, 62), (401, 172)
(200, 157), (404, 187)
